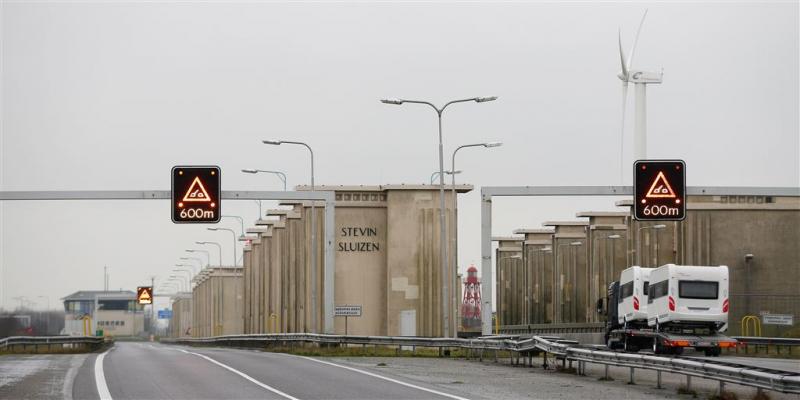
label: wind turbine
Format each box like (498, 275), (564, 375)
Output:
(618, 10), (663, 182)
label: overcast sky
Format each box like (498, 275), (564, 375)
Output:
(1, 1), (798, 313)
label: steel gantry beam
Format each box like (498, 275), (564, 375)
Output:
(480, 185), (800, 335)
(0, 190), (337, 334)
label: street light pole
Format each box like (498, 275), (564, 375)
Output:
(451, 141), (502, 324)
(381, 96), (497, 337)
(206, 228), (238, 266)
(241, 169), (288, 191)
(195, 241), (223, 267)
(262, 139), (318, 333)
(222, 215), (246, 239)
(186, 249), (211, 267)
(430, 170), (461, 185)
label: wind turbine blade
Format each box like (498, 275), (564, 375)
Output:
(626, 9), (649, 72)
(618, 28), (628, 78)
(620, 81), (629, 183)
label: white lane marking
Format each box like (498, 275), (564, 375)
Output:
(295, 356), (470, 400)
(63, 353), (88, 400)
(177, 349), (300, 400)
(94, 350), (113, 400)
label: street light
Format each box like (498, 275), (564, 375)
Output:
(207, 227), (238, 266)
(242, 169), (288, 191)
(263, 139), (319, 333)
(636, 224), (666, 267)
(168, 276), (186, 292)
(174, 269), (194, 284)
(180, 256), (205, 271)
(450, 141), (502, 323)
(430, 170), (461, 185)
(175, 263), (197, 275)
(186, 249), (212, 267)
(381, 95), (498, 338)
(197, 239), (227, 267)
(221, 215), (246, 239)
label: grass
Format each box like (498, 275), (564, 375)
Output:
(707, 391), (738, 400)
(677, 386), (698, 398)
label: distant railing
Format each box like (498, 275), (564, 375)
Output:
(0, 335), (108, 353)
(164, 333), (800, 394)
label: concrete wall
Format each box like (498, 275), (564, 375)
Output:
(498, 196), (800, 337)
(192, 267), (243, 337)
(170, 295), (192, 337)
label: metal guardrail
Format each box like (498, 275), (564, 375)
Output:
(500, 322), (605, 334)
(0, 335), (108, 352)
(733, 336), (800, 346)
(164, 333), (800, 395)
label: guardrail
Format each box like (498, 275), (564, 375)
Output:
(164, 333), (800, 395)
(500, 322), (605, 334)
(0, 335), (109, 353)
(732, 336), (800, 356)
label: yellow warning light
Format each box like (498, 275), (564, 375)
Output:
(178, 170), (184, 175)
(178, 202), (184, 208)
(211, 202), (216, 208)
(211, 170), (216, 176)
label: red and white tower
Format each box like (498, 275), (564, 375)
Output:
(461, 265), (482, 329)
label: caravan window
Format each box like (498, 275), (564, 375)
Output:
(648, 280), (668, 303)
(679, 281), (719, 299)
(643, 281), (649, 296)
(619, 282), (633, 302)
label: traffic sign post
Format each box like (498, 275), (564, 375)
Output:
(171, 166), (221, 223)
(137, 287), (153, 305)
(158, 309), (173, 319)
(335, 305), (362, 335)
(634, 160), (686, 221)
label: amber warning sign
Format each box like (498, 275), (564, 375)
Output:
(171, 166), (221, 223)
(634, 160), (686, 221)
(137, 287), (153, 305)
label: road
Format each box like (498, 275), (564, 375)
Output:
(1, 342), (798, 400)
(3, 342), (478, 400)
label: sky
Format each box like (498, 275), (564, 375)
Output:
(1, 1), (798, 313)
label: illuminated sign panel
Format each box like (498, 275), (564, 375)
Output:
(634, 160), (686, 221)
(137, 287), (153, 305)
(171, 166), (221, 223)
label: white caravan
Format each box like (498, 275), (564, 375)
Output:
(617, 266), (654, 327)
(646, 264), (729, 331)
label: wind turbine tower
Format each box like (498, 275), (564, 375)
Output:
(618, 10), (663, 178)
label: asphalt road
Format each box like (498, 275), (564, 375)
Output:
(1, 342), (797, 400)
(74, 342), (477, 400)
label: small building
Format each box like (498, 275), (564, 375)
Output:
(62, 290), (145, 337)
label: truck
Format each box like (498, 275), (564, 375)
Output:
(602, 264), (737, 356)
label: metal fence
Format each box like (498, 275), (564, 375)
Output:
(0, 335), (108, 353)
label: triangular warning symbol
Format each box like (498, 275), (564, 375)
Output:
(645, 171), (677, 198)
(182, 177), (212, 203)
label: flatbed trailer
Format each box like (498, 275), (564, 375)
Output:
(606, 327), (738, 356)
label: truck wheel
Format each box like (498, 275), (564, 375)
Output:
(672, 346), (684, 355)
(624, 337), (639, 353)
(652, 340), (662, 355)
(712, 346), (721, 357)
(702, 347), (714, 357)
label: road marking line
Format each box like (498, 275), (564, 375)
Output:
(94, 350), (113, 400)
(178, 349), (300, 400)
(296, 356), (470, 400)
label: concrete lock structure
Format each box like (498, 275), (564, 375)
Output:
(493, 236), (524, 328)
(512, 229), (554, 325)
(62, 291), (145, 337)
(495, 195), (800, 337)
(191, 267), (243, 337)
(170, 292), (192, 338)
(240, 184), (471, 337)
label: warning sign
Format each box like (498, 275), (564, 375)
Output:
(634, 160), (686, 221)
(182, 177), (212, 203)
(137, 287), (153, 305)
(171, 166), (221, 223)
(645, 171), (677, 199)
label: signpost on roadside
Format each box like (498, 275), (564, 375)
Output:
(157, 309), (173, 319)
(334, 305), (362, 335)
(761, 314), (794, 326)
